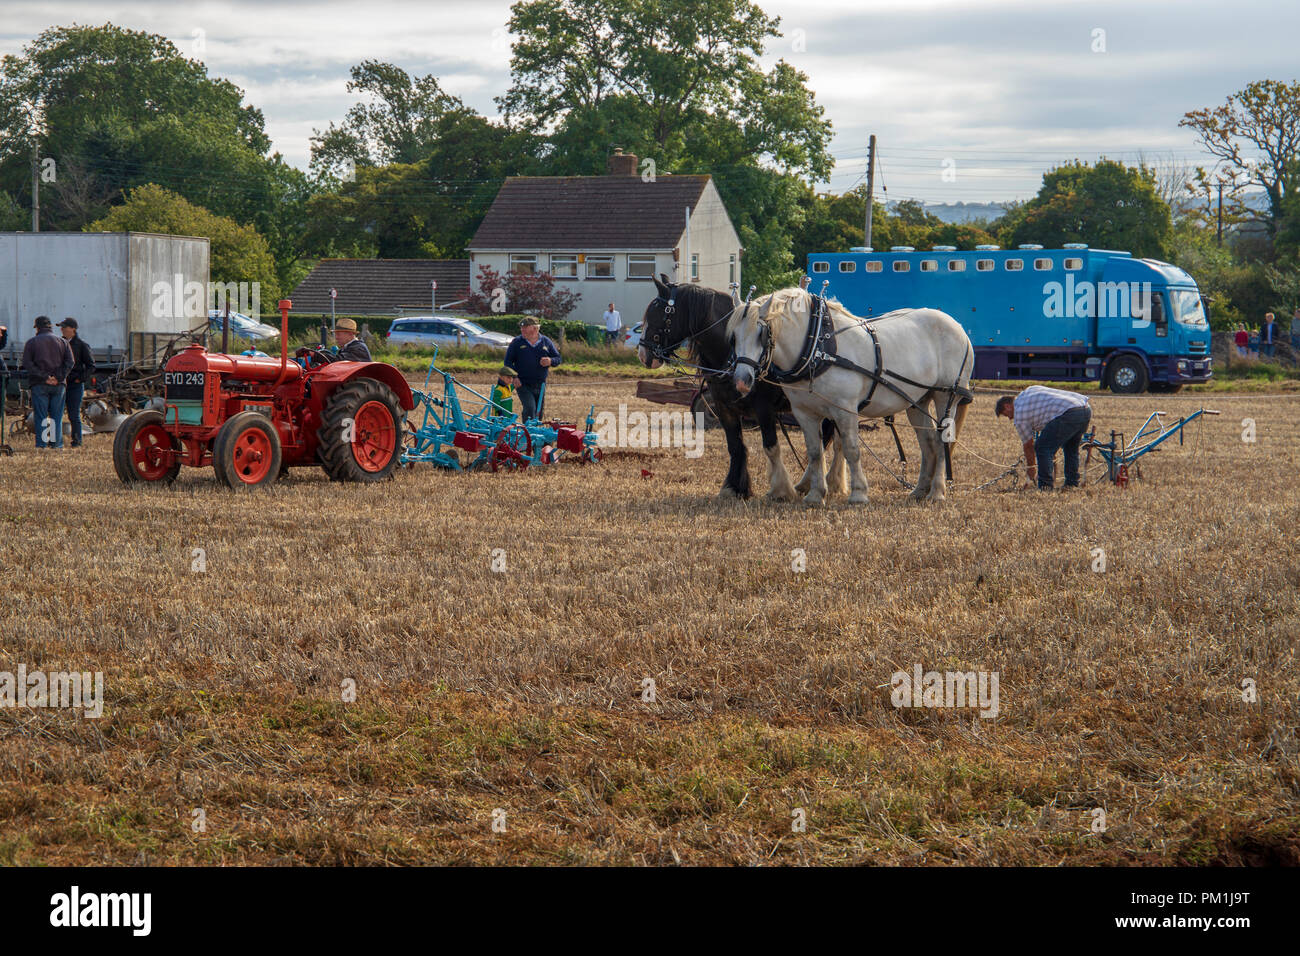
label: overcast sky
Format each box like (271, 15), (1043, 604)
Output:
(3, 0), (1295, 202)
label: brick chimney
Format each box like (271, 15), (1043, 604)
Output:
(606, 148), (638, 176)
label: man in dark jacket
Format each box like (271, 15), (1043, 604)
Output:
(333, 318), (371, 362)
(503, 317), (561, 420)
(21, 316), (73, 449)
(59, 318), (95, 447)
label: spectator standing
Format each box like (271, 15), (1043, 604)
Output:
(489, 366), (516, 418)
(21, 316), (73, 449)
(1291, 308), (1300, 350)
(603, 303), (622, 345)
(504, 317), (561, 421)
(59, 318), (94, 448)
(1234, 324), (1249, 357)
(995, 386), (1092, 491)
(1260, 313), (1278, 358)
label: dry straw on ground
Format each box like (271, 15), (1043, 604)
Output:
(0, 379), (1296, 864)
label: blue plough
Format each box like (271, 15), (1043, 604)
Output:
(400, 347), (603, 471)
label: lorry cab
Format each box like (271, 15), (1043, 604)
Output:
(806, 244), (1212, 393)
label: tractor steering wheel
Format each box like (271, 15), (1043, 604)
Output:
(295, 346), (337, 370)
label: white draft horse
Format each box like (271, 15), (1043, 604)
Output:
(730, 288), (974, 505)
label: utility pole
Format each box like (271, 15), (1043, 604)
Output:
(1216, 181), (1224, 245)
(30, 141), (39, 232)
(864, 134), (876, 249)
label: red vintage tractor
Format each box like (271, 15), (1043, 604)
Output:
(113, 300), (414, 489)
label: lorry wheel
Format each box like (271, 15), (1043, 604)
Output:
(1107, 355), (1149, 394)
(213, 411), (282, 489)
(113, 410), (181, 485)
(317, 379), (403, 482)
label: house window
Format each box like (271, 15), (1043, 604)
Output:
(1005, 259), (1024, 271)
(550, 254), (578, 279)
(729, 254), (736, 284)
(920, 260), (938, 272)
(690, 253), (699, 280)
(948, 260), (966, 272)
(627, 254), (656, 279)
(1064, 257), (1083, 271)
(976, 259), (994, 272)
(586, 255), (614, 279)
(893, 261), (909, 273)
(865, 261), (883, 273)
(811, 261), (830, 273)
(839, 261), (856, 273)
(509, 254), (537, 275)
(1034, 258), (1053, 271)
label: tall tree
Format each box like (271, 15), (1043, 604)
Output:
(999, 160), (1172, 259)
(1180, 79), (1300, 235)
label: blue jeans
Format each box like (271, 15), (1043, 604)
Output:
(1260, 342), (1275, 358)
(31, 382), (67, 448)
(516, 380), (545, 421)
(65, 382), (85, 444)
(1035, 405), (1091, 489)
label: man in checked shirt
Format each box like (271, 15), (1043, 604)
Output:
(995, 385), (1092, 491)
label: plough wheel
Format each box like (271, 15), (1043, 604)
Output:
(582, 446), (603, 464)
(491, 424), (532, 472)
(1116, 464), (1130, 489)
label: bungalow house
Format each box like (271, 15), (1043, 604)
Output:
(466, 150), (743, 327)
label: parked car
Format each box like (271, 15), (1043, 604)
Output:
(208, 310), (281, 341)
(386, 316), (513, 351)
(622, 323), (643, 349)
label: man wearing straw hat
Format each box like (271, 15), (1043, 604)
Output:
(333, 318), (371, 362)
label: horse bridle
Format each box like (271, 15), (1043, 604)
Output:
(644, 283), (755, 371)
(733, 282), (826, 383)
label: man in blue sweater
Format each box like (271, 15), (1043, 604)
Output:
(504, 317), (562, 421)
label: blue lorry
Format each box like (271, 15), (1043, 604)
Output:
(806, 244), (1212, 393)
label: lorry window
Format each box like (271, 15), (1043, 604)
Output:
(920, 260), (938, 272)
(866, 261), (883, 272)
(1153, 294), (1167, 337)
(977, 259), (994, 271)
(948, 260), (966, 272)
(839, 261), (856, 273)
(1006, 259), (1024, 271)
(1064, 258), (1083, 270)
(811, 261), (829, 273)
(1170, 289), (1208, 328)
(1034, 258), (1053, 271)
(893, 261), (909, 273)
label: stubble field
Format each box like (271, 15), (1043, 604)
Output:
(0, 377), (1297, 865)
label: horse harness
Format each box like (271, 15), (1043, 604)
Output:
(734, 293), (975, 473)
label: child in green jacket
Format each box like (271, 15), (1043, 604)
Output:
(489, 366), (516, 417)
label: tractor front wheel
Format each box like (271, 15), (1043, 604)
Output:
(214, 411), (283, 489)
(113, 410), (181, 485)
(317, 379), (403, 482)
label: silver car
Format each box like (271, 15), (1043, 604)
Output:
(386, 316), (513, 350)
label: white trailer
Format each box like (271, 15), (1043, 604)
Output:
(0, 231), (211, 379)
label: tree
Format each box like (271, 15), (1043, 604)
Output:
(999, 160), (1172, 259)
(1180, 79), (1300, 235)
(0, 24), (275, 231)
(463, 265), (581, 321)
(88, 185), (280, 302)
(499, 0), (833, 290)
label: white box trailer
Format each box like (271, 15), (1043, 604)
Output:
(0, 231), (211, 378)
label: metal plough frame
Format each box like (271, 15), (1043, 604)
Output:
(400, 348), (602, 471)
(1081, 407), (1220, 486)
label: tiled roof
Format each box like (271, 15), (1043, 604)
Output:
(468, 175), (711, 250)
(289, 259), (471, 315)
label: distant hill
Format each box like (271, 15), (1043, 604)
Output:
(888, 201), (1009, 224)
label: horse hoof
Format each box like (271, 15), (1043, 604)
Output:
(766, 489), (795, 503)
(801, 493), (825, 507)
(718, 486), (741, 500)
(848, 493), (869, 505)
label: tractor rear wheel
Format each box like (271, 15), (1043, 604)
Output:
(113, 410), (181, 485)
(213, 411), (282, 489)
(317, 379), (403, 482)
